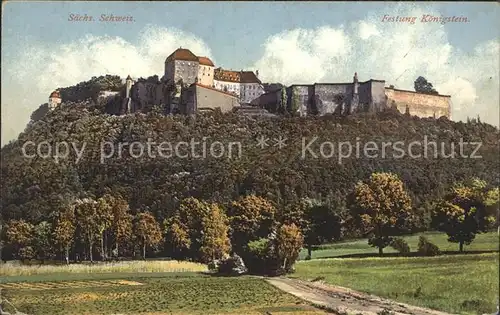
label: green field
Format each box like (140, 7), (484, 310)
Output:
(298, 231), (499, 260)
(0, 273), (326, 315)
(294, 253), (499, 314)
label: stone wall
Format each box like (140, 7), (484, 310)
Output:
(313, 83), (352, 115)
(183, 84), (239, 114)
(289, 85), (310, 115)
(385, 87), (451, 119)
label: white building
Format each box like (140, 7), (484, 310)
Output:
(48, 90), (61, 110)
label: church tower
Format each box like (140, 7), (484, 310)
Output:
(48, 90), (61, 110)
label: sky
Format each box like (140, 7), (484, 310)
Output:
(2, 1), (499, 145)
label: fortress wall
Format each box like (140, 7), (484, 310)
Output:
(385, 88), (451, 119)
(370, 81), (387, 112)
(314, 84), (352, 115)
(290, 85), (310, 114)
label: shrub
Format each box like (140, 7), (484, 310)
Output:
(390, 238), (410, 254)
(417, 236), (440, 256)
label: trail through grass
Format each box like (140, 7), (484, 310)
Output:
(294, 253), (499, 315)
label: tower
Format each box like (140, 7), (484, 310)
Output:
(349, 72), (359, 114)
(125, 75), (133, 99)
(48, 90), (61, 110)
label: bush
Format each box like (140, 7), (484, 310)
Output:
(390, 238), (410, 254)
(417, 236), (440, 256)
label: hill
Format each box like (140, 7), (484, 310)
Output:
(1, 101), (499, 224)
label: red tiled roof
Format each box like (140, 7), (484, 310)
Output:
(49, 90), (61, 98)
(240, 71), (261, 84)
(198, 56), (215, 67)
(214, 68), (240, 82)
(165, 48), (199, 63)
(192, 83), (239, 98)
(214, 68), (261, 84)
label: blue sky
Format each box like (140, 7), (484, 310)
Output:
(2, 1), (499, 144)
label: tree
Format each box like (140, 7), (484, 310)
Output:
(74, 198), (100, 262)
(96, 196), (114, 260)
(164, 220), (191, 259)
(349, 172), (414, 255)
(108, 196), (133, 258)
(5, 219), (34, 260)
(199, 203), (231, 263)
(52, 207), (76, 264)
(414, 76), (438, 95)
(431, 178), (497, 252)
(164, 197), (212, 260)
(281, 198), (342, 259)
(33, 221), (53, 262)
(227, 195), (277, 253)
(275, 223), (303, 272)
(134, 212), (162, 259)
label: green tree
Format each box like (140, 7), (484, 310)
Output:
(52, 207), (76, 264)
(96, 195), (114, 260)
(431, 178), (497, 252)
(164, 197), (212, 260)
(199, 203), (231, 263)
(33, 221), (53, 262)
(5, 219), (34, 260)
(414, 76), (438, 95)
(228, 195), (277, 253)
(282, 198), (343, 259)
(349, 172), (414, 255)
(74, 198), (100, 262)
(134, 212), (162, 259)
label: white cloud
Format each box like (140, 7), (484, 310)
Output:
(1, 26), (213, 145)
(1, 7), (498, 145)
(254, 6), (499, 127)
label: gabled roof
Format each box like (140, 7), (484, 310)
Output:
(240, 71), (261, 84)
(198, 56), (215, 67)
(165, 48), (199, 63)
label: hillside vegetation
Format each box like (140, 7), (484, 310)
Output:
(2, 101), (498, 224)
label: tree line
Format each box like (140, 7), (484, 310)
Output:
(2, 172), (497, 275)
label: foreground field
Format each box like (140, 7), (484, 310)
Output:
(298, 231), (499, 260)
(293, 252), (499, 314)
(0, 273), (327, 315)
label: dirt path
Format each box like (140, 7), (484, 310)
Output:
(266, 277), (455, 315)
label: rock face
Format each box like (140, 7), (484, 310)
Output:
(215, 253), (248, 275)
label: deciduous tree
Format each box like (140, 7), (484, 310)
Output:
(134, 212), (162, 259)
(349, 172), (414, 255)
(199, 203), (231, 263)
(5, 219), (34, 260)
(431, 178), (497, 252)
(52, 207), (76, 264)
(74, 198), (100, 262)
(228, 195), (277, 253)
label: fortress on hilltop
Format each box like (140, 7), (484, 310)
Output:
(46, 47), (452, 120)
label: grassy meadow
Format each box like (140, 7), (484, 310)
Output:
(294, 231), (499, 315)
(298, 231), (499, 260)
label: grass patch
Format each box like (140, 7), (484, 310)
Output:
(0, 275), (327, 315)
(293, 253), (499, 315)
(0, 260), (208, 277)
(299, 231), (499, 260)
